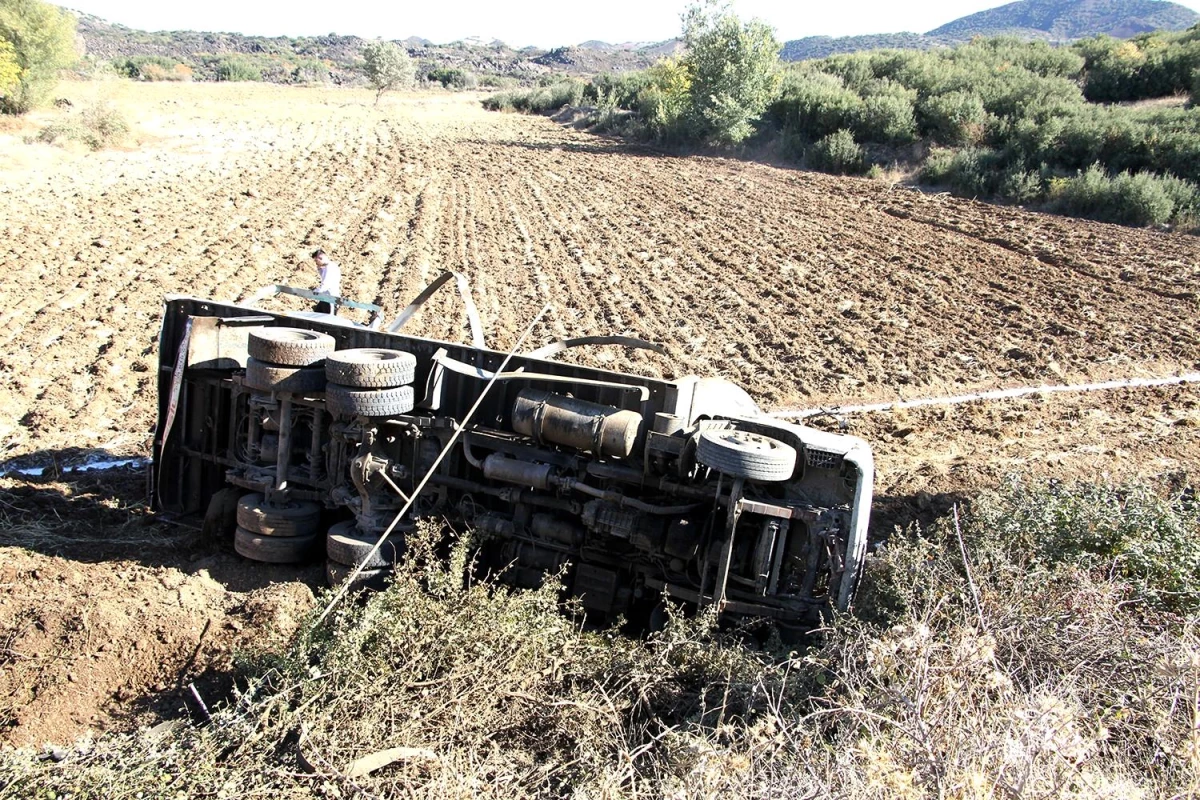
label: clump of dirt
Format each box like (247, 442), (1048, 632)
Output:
(0, 469), (321, 748)
(0, 549), (317, 748)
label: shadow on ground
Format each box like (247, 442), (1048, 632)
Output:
(0, 447), (324, 594)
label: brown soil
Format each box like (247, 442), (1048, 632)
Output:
(0, 82), (1197, 747)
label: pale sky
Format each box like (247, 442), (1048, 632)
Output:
(64, 0), (1200, 49)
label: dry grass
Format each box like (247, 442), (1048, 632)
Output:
(3, 481), (1199, 798)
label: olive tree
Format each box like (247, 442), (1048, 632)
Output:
(362, 40), (414, 105)
(682, 0), (781, 145)
(0, 0), (77, 114)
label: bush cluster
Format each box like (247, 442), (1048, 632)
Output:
(113, 55), (192, 82)
(425, 67), (478, 90)
(33, 101), (129, 150)
(484, 5), (778, 147)
(1051, 164), (1200, 227)
(482, 80), (584, 113)
(808, 129), (865, 174)
(784, 35), (1200, 227)
(214, 55), (262, 82)
(1077, 27), (1200, 102)
(6, 479), (1200, 796)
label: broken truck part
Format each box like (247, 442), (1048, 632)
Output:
(153, 275), (875, 627)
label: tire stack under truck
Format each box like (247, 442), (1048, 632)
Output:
(321, 347), (418, 591)
(234, 328), (333, 565)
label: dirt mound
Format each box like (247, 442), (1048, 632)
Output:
(0, 468), (319, 748)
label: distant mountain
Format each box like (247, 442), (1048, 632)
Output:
(929, 0), (1198, 39)
(781, 0), (1200, 61)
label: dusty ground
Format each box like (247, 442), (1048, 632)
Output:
(0, 81), (1197, 747)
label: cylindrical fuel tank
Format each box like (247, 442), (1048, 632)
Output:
(511, 389), (643, 459)
(482, 453), (554, 490)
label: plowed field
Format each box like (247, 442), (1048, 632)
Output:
(1, 82), (1197, 746)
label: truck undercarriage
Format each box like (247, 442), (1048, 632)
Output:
(154, 280), (874, 629)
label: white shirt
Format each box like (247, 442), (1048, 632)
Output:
(316, 260), (342, 298)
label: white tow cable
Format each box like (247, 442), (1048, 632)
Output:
(768, 372), (1200, 420)
(313, 302), (553, 628)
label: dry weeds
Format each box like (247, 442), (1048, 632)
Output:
(4, 483), (1199, 798)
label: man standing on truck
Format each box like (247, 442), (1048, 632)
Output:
(311, 249), (342, 314)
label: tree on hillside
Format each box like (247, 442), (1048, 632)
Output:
(682, 0), (781, 145)
(0, 0), (77, 115)
(362, 40), (414, 105)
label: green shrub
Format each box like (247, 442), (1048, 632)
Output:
(771, 67), (863, 141)
(921, 146), (1005, 196)
(113, 55), (190, 81)
(477, 74), (517, 90)
(1076, 30), (1200, 102)
(808, 128), (865, 174)
(586, 71), (652, 109)
(998, 166), (1044, 203)
(426, 67), (477, 90)
(965, 479), (1200, 610)
(216, 56), (261, 82)
(917, 90), (986, 144)
(634, 57), (692, 143)
(33, 101), (128, 150)
(482, 81), (584, 114)
(854, 88), (916, 143)
(1053, 163), (1200, 227)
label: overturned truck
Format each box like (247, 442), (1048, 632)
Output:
(154, 278), (874, 629)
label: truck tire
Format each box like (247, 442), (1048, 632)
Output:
(235, 526), (320, 563)
(325, 384), (414, 418)
(236, 493), (322, 537)
(245, 358), (327, 394)
(696, 429), (797, 482)
(325, 349), (416, 388)
(248, 328), (336, 366)
(326, 520), (406, 568)
(326, 559), (391, 591)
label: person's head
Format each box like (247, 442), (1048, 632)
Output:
(311, 248), (329, 268)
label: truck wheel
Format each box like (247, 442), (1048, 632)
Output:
(325, 349), (416, 388)
(245, 358), (327, 394)
(325, 384), (414, 418)
(234, 526), (320, 563)
(236, 492), (322, 537)
(696, 429), (797, 482)
(248, 328), (336, 366)
(326, 520), (406, 568)
(325, 560), (391, 591)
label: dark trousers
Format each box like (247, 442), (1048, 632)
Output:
(314, 301), (333, 314)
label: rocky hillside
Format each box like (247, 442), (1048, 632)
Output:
(73, 13), (669, 84)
